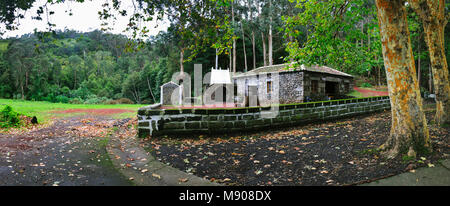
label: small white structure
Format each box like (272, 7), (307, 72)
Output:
(160, 81), (182, 105)
(205, 68), (233, 103)
(209, 68), (232, 85)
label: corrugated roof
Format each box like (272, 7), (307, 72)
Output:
(233, 63), (353, 78)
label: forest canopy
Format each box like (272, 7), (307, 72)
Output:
(0, 0), (449, 105)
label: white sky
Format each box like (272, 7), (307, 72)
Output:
(1, 0), (169, 39)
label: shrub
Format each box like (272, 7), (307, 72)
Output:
(360, 82), (373, 88)
(117, 98), (134, 104)
(305, 94), (329, 102)
(84, 95), (102, 104)
(69, 97), (83, 104)
(83, 95), (110, 104)
(141, 99), (154, 105)
(0, 105), (20, 128)
(104, 100), (119, 105)
(55, 95), (70, 103)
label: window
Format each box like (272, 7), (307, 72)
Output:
(311, 80), (319, 93)
(267, 81), (273, 93)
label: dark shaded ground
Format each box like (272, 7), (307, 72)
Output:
(146, 107), (449, 186)
(0, 116), (133, 186)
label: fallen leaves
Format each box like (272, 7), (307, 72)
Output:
(282, 160), (293, 165)
(152, 173), (161, 179)
(146, 108), (448, 187)
(179, 178), (189, 183)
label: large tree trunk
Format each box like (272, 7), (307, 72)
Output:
(252, 31), (256, 70)
(417, 38), (421, 87)
(375, 0), (431, 158)
(229, 48), (232, 70)
(261, 32), (267, 66)
(215, 48), (218, 70)
(180, 49), (184, 74)
(232, 2), (236, 73)
(268, 0), (273, 66)
(249, 0), (256, 70)
(429, 64), (433, 93)
(146, 76), (157, 103)
(241, 22), (248, 72)
(409, 0), (450, 126)
(20, 84), (24, 100)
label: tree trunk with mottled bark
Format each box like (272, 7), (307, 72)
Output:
(409, 0), (450, 126)
(375, 0), (432, 158)
(180, 49), (184, 74)
(261, 32), (267, 66)
(268, 0), (273, 66)
(232, 2), (236, 73)
(241, 22), (248, 72)
(252, 31), (256, 70)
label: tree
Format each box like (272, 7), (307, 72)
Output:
(409, 0), (449, 126)
(283, 0), (377, 73)
(375, 0), (431, 158)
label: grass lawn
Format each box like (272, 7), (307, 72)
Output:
(0, 99), (146, 123)
(347, 90), (363, 98)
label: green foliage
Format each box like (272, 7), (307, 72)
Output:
(83, 94), (110, 105)
(0, 30), (181, 104)
(55, 95), (70, 103)
(0, 105), (20, 128)
(360, 82), (373, 88)
(402, 155), (416, 163)
(283, 0), (383, 75)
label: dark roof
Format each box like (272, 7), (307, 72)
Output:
(232, 63), (353, 78)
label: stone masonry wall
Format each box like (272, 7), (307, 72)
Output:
(138, 96), (390, 138)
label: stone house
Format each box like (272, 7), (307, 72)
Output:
(232, 63), (354, 105)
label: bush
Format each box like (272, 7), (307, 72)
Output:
(84, 95), (102, 104)
(69, 97), (83, 104)
(55, 95), (70, 103)
(83, 95), (110, 104)
(0, 105), (20, 128)
(117, 98), (134, 104)
(305, 94), (329, 102)
(360, 82), (373, 88)
(141, 99), (154, 105)
(104, 100), (119, 105)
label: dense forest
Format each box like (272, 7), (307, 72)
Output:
(0, 0), (448, 105)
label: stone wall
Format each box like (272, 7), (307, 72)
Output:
(138, 96), (390, 138)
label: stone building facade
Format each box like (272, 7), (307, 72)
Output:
(232, 64), (354, 105)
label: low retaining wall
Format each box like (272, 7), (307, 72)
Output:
(138, 96), (391, 138)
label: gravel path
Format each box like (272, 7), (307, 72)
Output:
(0, 116), (133, 186)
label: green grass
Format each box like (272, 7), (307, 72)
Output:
(0, 99), (145, 123)
(347, 90), (363, 98)
(0, 40), (9, 52)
